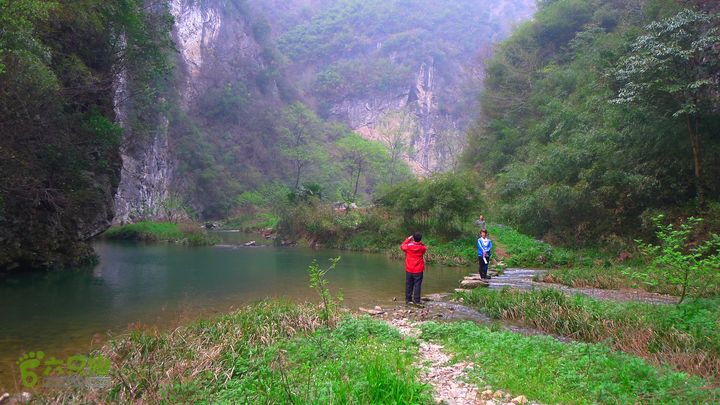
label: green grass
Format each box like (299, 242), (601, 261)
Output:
(103, 221), (218, 246)
(420, 321), (719, 405)
(217, 316), (429, 404)
(540, 264), (720, 298)
(540, 265), (639, 290)
(487, 224), (588, 268)
(458, 288), (720, 380)
(223, 213), (279, 231)
(43, 302), (430, 404)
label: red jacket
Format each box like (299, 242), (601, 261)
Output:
(401, 237), (427, 273)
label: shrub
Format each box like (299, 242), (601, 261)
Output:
(635, 215), (720, 303)
(377, 172), (482, 240)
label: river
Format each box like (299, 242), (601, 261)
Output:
(0, 234), (468, 391)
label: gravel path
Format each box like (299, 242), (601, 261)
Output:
(364, 304), (538, 405)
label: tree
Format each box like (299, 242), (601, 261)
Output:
(335, 134), (386, 200)
(376, 111), (415, 185)
(612, 9), (720, 202)
(0, 0), (56, 76)
(279, 102), (322, 189)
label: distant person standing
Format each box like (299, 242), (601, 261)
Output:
(401, 233), (427, 306)
(475, 215), (487, 231)
(477, 229), (492, 279)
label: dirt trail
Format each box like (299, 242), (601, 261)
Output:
(361, 264), (679, 404)
(362, 302), (539, 405)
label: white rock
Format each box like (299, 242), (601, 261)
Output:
(511, 395), (528, 404)
(481, 389), (494, 400)
(358, 307), (384, 315)
(460, 279), (489, 288)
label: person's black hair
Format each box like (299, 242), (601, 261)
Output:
(413, 232), (422, 242)
(480, 229), (488, 235)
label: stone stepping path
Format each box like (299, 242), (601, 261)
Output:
(385, 316), (538, 405)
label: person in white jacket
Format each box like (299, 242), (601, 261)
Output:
(477, 229), (492, 279)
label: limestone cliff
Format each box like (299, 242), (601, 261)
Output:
(331, 59), (461, 174)
(0, 1), (169, 269)
(112, 0), (537, 221)
(114, 0), (285, 221)
(272, 0), (537, 175)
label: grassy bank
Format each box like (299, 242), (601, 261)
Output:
(222, 212), (278, 231)
(539, 257), (720, 299)
(44, 302), (429, 403)
(540, 265), (678, 294)
(421, 321), (719, 404)
(103, 221), (218, 246)
(458, 288), (720, 381)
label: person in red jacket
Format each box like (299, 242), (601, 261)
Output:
(401, 232), (427, 306)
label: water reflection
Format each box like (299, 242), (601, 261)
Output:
(0, 240), (466, 390)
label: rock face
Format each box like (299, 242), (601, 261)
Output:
(169, 0), (268, 105)
(113, 0), (277, 221)
(269, 0), (537, 175)
(112, 0), (538, 220)
(331, 59), (465, 176)
(331, 59), (461, 174)
(113, 108), (172, 223)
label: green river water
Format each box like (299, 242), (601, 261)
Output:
(0, 234), (467, 391)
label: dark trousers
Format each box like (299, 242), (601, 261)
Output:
(479, 254), (491, 278)
(405, 272), (423, 303)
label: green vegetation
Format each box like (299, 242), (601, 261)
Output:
(103, 221), (218, 246)
(43, 302), (429, 404)
(542, 214), (720, 299)
(315, 57), (412, 101)
(458, 288), (720, 380)
(421, 321), (719, 404)
(463, 0), (720, 245)
(541, 265), (652, 290)
(308, 257), (342, 327)
(636, 215), (720, 303)
(0, 0), (172, 269)
(273, 173), (484, 265)
(276, 0), (528, 117)
(611, 9), (720, 202)
(486, 224), (576, 268)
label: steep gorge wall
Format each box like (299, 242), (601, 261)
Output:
(274, 0), (537, 175)
(114, 0), (282, 222)
(112, 0), (537, 222)
(330, 59), (460, 174)
(0, 1), (170, 269)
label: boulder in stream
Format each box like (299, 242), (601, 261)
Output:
(460, 279), (489, 289)
(359, 307), (385, 316)
(422, 293), (450, 302)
